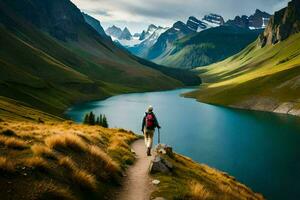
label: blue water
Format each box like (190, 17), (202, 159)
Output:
(66, 88), (300, 200)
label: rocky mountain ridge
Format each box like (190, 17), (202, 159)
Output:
(260, 0), (300, 46)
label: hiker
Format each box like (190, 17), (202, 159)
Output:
(142, 105), (161, 156)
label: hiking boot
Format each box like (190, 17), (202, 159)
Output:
(147, 147), (151, 156)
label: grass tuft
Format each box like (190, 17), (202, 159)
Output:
(0, 156), (14, 173)
(0, 136), (28, 150)
(45, 134), (87, 152)
(59, 156), (97, 191)
(59, 157), (77, 171)
(31, 145), (57, 160)
(187, 181), (211, 199)
(24, 156), (50, 172)
(71, 169), (97, 191)
(89, 145), (119, 172)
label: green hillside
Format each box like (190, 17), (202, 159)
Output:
(186, 32), (300, 115)
(0, 0), (200, 119)
(154, 26), (262, 69)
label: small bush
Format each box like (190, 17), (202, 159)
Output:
(23, 157), (50, 172)
(72, 169), (97, 191)
(45, 134), (87, 152)
(31, 145), (57, 160)
(0, 157), (14, 173)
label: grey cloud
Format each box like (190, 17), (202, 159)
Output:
(72, 0), (289, 32)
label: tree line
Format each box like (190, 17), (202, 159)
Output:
(83, 112), (108, 128)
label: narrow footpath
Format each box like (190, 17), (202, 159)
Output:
(115, 139), (155, 200)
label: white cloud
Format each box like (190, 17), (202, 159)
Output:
(71, 0), (289, 33)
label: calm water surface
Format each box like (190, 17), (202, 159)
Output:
(66, 88), (300, 200)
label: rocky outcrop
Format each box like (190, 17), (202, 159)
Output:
(260, 0), (300, 46)
(226, 9), (271, 30)
(106, 25), (123, 39)
(203, 13), (225, 26)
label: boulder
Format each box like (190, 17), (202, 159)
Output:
(156, 144), (174, 158)
(149, 155), (170, 174)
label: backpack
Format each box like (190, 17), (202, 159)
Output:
(146, 113), (155, 129)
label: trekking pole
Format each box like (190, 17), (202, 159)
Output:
(158, 128), (160, 144)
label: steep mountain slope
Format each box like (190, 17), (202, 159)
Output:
(145, 14), (224, 62)
(186, 0), (300, 116)
(0, 0), (199, 118)
(82, 12), (110, 40)
(153, 26), (262, 69)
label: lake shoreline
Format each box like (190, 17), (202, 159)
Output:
(183, 87), (300, 119)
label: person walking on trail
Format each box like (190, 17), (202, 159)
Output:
(142, 105), (161, 156)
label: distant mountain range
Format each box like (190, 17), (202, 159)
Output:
(226, 9), (271, 29)
(186, 0), (300, 117)
(106, 11), (270, 69)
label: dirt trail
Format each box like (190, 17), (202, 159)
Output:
(115, 139), (154, 200)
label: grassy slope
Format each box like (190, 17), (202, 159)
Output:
(154, 26), (261, 69)
(0, 0), (186, 119)
(0, 120), (138, 200)
(186, 32), (300, 115)
(0, 119), (264, 200)
(151, 153), (264, 200)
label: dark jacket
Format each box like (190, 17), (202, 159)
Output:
(142, 112), (160, 131)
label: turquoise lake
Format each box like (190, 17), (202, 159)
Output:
(66, 88), (300, 200)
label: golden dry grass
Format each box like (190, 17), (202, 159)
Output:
(89, 145), (119, 172)
(0, 135), (28, 149)
(71, 169), (98, 191)
(23, 156), (50, 172)
(0, 156), (14, 173)
(45, 133), (88, 152)
(59, 156), (77, 171)
(31, 144), (57, 160)
(188, 181), (211, 200)
(0, 120), (138, 199)
(151, 153), (264, 200)
(59, 156), (97, 191)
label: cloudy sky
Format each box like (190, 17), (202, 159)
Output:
(71, 0), (289, 33)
